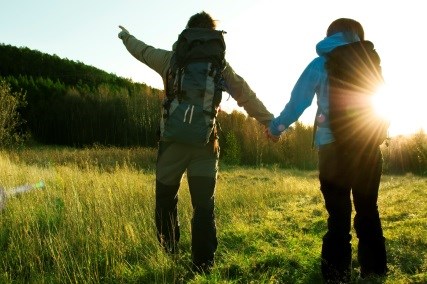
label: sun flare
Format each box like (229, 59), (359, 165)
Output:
(372, 84), (393, 121)
(372, 81), (425, 137)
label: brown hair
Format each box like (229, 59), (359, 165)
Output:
(327, 18), (364, 40)
(186, 11), (217, 29)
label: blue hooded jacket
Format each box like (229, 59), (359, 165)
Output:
(269, 32), (361, 147)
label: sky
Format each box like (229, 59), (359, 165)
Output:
(1, 0), (426, 137)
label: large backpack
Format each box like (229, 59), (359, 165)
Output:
(160, 28), (226, 146)
(325, 40), (389, 149)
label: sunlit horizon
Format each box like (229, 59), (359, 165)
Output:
(219, 99), (424, 138)
(1, 0), (425, 138)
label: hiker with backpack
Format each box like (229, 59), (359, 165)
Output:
(266, 18), (389, 283)
(118, 11), (273, 273)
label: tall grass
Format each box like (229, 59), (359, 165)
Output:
(0, 147), (426, 283)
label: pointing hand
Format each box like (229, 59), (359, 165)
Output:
(118, 25), (130, 39)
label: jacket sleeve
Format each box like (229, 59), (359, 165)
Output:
(269, 58), (320, 136)
(120, 34), (172, 79)
(222, 62), (274, 127)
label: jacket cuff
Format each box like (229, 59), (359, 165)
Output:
(269, 121), (286, 136)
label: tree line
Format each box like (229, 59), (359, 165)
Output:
(0, 43), (425, 175)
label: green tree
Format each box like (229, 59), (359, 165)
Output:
(223, 131), (241, 165)
(0, 78), (27, 146)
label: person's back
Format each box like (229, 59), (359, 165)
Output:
(118, 11), (273, 274)
(267, 18), (388, 283)
(325, 33), (388, 151)
(161, 27), (226, 146)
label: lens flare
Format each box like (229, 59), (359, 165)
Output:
(372, 83), (393, 121)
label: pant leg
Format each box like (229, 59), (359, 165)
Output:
(155, 180), (180, 253)
(352, 147), (387, 277)
(187, 141), (219, 269)
(155, 141), (189, 253)
(188, 176), (217, 268)
(319, 143), (352, 283)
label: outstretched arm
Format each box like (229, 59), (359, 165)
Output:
(222, 62), (274, 127)
(269, 59), (321, 136)
(117, 26), (173, 79)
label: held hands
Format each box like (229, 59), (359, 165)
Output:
(118, 25), (130, 39)
(265, 127), (280, 143)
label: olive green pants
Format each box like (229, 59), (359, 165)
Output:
(155, 141), (219, 267)
(156, 141), (219, 185)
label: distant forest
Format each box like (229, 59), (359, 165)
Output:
(0, 43), (162, 147)
(0, 43), (426, 175)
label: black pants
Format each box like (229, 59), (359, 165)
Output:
(318, 143), (387, 282)
(155, 141), (219, 267)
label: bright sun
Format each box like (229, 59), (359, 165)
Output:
(372, 81), (425, 137)
(372, 84), (393, 121)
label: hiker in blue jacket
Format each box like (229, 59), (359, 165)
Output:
(266, 18), (388, 283)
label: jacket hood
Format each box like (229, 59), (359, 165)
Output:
(316, 32), (361, 56)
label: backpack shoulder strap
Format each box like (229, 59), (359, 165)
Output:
(165, 53), (178, 98)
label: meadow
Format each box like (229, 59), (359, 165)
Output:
(0, 146), (426, 283)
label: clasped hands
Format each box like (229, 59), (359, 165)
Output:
(265, 127), (280, 143)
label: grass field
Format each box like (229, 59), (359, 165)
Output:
(0, 146), (426, 283)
